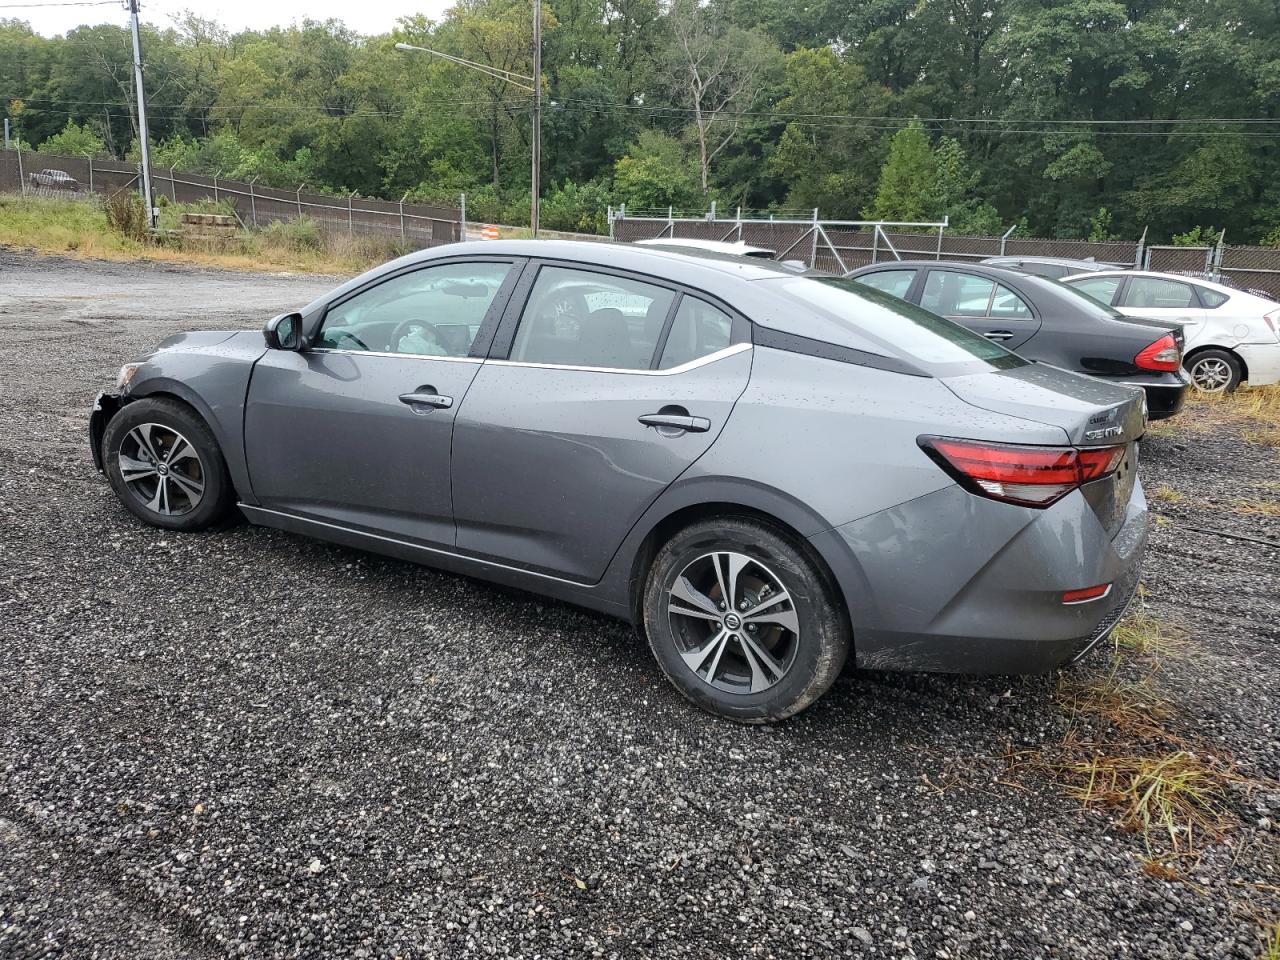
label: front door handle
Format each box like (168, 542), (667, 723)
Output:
(399, 389), (453, 410)
(639, 413), (711, 433)
(984, 330), (1014, 341)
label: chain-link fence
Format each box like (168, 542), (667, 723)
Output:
(609, 208), (1280, 299)
(1, 148), (462, 249)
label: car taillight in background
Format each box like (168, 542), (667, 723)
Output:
(1134, 333), (1182, 372)
(1264, 309), (1280, 342)
(919, 437), (1126, 508)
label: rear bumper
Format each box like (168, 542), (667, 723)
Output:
(811, 480), (1149, 674)
(1130, 379), (1188, 420)
(89, 392), (122, 473)
(1237, 342), (1280, 387)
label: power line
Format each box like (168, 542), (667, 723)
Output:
(0, 1), (117, 6)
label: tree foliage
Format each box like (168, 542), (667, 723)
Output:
(1, 0), (1278, 239)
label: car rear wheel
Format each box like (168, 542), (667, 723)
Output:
(102, 397), (234, 531)
(643, 517), (849, 723)
(1186, 348), (1242, 394)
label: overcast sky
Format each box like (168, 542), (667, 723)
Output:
(13, 1), (456, 39)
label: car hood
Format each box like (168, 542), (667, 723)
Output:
(153, 330), (241, 352)
(941, 362), (1147, 445)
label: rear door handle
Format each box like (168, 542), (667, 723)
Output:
(399, 390), (454, 410)
(639, 413), (711, 433)
(984, 330), (1014, 341)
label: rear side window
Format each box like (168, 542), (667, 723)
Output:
(921, 271), (996, 317)
(1068, 276), (1121, 305)
(1122, 277), (1195, 309)
(510, 266), (674, 369)
(1198, 287), (1230, 308)
(990, 284), (1033, 319)
(770, 277), (1019, 371)
(658, 297), (733, 369)
(854, 269), (915, 299)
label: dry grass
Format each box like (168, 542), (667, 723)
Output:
(1263, 923), (1280, 960)
(1109, 607), (1188, 660)
(1151, 484), (1184, 504)
(1180, 385), (1280, 448)
(0, 194), (401, 275)
(1231, 497), (1280, 517)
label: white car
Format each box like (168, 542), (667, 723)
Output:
(1062, 270), (1280, 393)
(635, 238), (777, 259)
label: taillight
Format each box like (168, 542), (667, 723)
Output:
(1264, 309), (1280, 342)
(920, 437), (1126, 508)
(1134, 333), (1181, 372)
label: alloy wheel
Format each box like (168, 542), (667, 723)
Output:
(667, 551), (800, 694)
(117, 422), (206, 516)
(1189, 357), (1232, 393)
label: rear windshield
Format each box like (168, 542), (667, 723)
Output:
(766, 276), (1025, 375)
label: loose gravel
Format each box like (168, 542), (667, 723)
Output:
(0, 251), (1276, 959)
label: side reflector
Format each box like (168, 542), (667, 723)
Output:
(1062, 584), (1112, 604)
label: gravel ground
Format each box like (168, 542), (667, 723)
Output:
(0, 251), (1277, 959)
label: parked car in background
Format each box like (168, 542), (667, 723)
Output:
(27, 168), (80, 192)
(1061, 270), (1280, 393)
(635, 238), (777, 259)
(846, 260), (1189, 419)
(980, 256), (1124, 279)
(90, 240), (1149, 723)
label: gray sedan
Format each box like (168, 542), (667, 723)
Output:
(90, 241), (1148, 722)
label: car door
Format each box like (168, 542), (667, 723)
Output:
(450, 262), (753, 582)
(1113, 275), (1208, 348)
(243, 257), (523, 547)
(918, 268), (1041, 349)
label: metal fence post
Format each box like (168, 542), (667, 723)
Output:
(15, 144), (24, 196)
(871, 224), (879, 263)
(399, 191), (408, 241)
(213, 170), (220, 205)
(1136, 226), (1147, 269)
(936, 217), (947, 260)
(709, 200), (717, 222)
(808, 208), (819, 267)
(348, 191), (355, 236)
(248, 176), (258, 227)
(736, 206), (742, 241)
(1000, 223), (1016, 255)
(460, 192), (467, 241)
(86, 154), (94, 194)
(170, 165), (177, 201)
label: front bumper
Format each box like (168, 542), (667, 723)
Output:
(811, 479), (1149, 674)
(1237, 342), (1280, 387)
(89, 392), (122, 473)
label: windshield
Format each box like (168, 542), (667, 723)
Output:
(767, 276), (1025, 375)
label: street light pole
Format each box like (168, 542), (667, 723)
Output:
(395, 23), (541, 236)
(531, 0), (540, 238)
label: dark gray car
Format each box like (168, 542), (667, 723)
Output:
(90, 241), (1149, 722)
(846, 261), (1189, 420)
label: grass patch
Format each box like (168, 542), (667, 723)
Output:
(1231, 497), (1280, 517)
(1109, 607), (1188, 659)
(1151, 484), (1183, 504)
(1263, 924), (1280, 960)
(1180, 385), (1280, 448)
(0, 194), (405, 274)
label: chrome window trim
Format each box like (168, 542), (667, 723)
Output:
(482, 342), (752, 376)
(307, 348), (484, 364)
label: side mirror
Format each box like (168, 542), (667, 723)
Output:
(263, 312), (303, 350)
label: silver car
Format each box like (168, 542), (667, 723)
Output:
(90, 241), (1148, 722)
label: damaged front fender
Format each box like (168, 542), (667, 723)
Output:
(89, 391), (122, 473)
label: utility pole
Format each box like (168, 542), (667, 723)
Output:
(127, 0), (156, 228)
(530, 0), (541, 238)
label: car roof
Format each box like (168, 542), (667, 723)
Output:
(635, 238), (776, 256)
(849, 259), (1043, 283)
(982, 255), (1104, 267)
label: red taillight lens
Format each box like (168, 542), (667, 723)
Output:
(920, 438), (1127, 508)
(1062, 584), (1112, 604)
(1134, 333), (1181, 372)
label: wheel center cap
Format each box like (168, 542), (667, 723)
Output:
(723, 612), (742, 630)
(156, 462), (169, 476)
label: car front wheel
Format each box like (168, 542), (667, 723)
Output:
(642, 517), (850, 723)
(101, 397), (234, 531)
(1186, 348), (1242, 394)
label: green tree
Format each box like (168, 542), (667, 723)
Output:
(865, 119), (935, 221)
(37, 118), (109, 157)
(612, 130), (701, 210)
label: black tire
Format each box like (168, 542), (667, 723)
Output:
(101, 397), (235, 531)
(642, 517), (849, 723)
(1185, 348), (1243, 394)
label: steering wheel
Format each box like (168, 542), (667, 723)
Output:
(325, 329), (369, 351)
(389, 318), (448, 356)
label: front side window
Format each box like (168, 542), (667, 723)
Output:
(921, 271), (996, 317)
(318, 262), (512, 357)
(658, 297), (733, 369)
(854, 269), (915, 299)
(1122, 277), (1196, 309)
(1067, 276), (1122, 305)
(510, 266), (675, 369)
